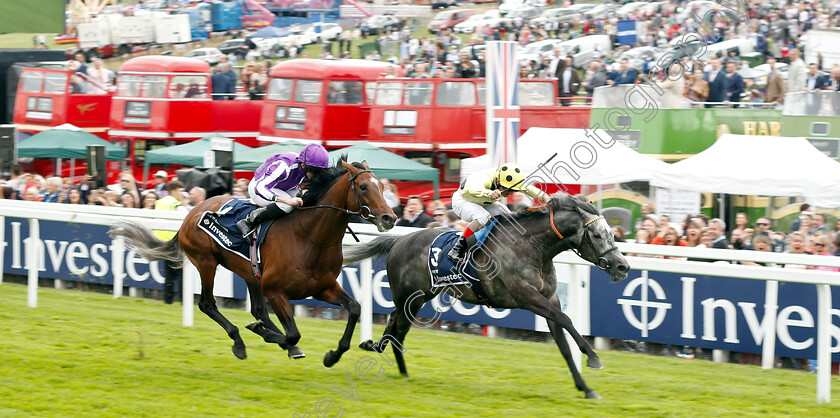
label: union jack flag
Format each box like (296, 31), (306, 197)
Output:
(486, 41), (521, 166)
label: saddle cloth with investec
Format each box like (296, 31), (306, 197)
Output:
(427, 221), (498, 306)
(197, 199), (274, 263)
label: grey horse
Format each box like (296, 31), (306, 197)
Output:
(343, 194), (629, 399)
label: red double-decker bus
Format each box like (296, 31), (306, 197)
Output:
(109, 56), (262, 182)
(259, 58), (400, 144)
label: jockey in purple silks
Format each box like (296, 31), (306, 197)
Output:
(237, 143), (331, 239)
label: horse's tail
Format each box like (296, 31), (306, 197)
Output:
(342, 235), (401, 265)
(108, 221), (184, 269)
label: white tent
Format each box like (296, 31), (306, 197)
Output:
(650, 134), (840, 208)
(461, 128), (671, 185)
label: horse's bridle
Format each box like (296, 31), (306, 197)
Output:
(296, 169), (375, 219)
(548, 207), (619, 270)
(295, 169), (375, 248)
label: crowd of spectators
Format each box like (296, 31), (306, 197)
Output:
(302, 0), (840, 106)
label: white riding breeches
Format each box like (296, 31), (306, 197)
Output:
(248, 182), (298, 212)
(451, 190), (511, 227)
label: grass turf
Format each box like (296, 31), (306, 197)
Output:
(1, 282), (840, 417)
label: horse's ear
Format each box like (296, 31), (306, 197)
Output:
(361, 160), (370, 170)
(340, 159), (357, 173)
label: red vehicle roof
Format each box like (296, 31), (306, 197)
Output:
(269, 58), (399, 80)
(118, 56), (210, 73)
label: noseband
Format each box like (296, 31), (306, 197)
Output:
(548, 208), (619, 269)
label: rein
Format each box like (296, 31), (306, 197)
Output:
(294, 169), (374, 248)
(528, 205), (616, 268)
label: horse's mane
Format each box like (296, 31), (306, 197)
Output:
(300, 154), (365, 206)
(501, 193), (600, 224)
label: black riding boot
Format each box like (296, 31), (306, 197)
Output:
(237, 204), (288, 240)
(448, 233), (477, 262)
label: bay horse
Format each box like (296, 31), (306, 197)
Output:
(342, 194), (629, 398)
(109, 159), (396, 366)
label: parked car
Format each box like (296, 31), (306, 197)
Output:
(587, 3), (619, 17)
(530, 8), (582, 28)
(503, 6), (542, 24)
(616, 1), (649, 16)
(359, 15), (402, 35)
(566, 3), (597, 14)
(499, 0), (527, 15)
(454, 14), (503, 33)
(428, 9), (475, 33)
(218, 38), (248, 59)
(558, 34), (612, 68)
(519, 39), (564, 65)
(617, 46), (661, 73)
(185, 47), (223, 65)
(304, 22), (342, 43)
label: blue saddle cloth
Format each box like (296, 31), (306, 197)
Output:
(427, 220), (497, 305)
(197, 199), (274, 262)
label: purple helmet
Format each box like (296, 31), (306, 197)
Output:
(298, 143), (330, 169)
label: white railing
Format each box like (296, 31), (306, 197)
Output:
(2, 200), (839, 403)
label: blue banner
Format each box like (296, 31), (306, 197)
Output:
(617, 20), (637, 45)
(590, 268), (840, 361)
(2, 218), (540, 331)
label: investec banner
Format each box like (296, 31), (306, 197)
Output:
(1, 218), (541, 330)
(591, 268), (840, 361)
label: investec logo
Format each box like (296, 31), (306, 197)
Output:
(616, 274), (840, 352)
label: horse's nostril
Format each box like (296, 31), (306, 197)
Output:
(618, 264), (628, 272)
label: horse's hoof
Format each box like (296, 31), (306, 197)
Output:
(232, 345), (247, 360)
(288, 346), (306, 359)
(585, 390), (602, 399)
(245, 320), (264, 332)
(323, 350), (341, 367)
(359, 340), (375, 351)
(587, 357), (604, 370)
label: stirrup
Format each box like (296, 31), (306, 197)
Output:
(448, 243), (465, 262)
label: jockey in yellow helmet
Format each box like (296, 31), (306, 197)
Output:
(448, 162), (548, 262)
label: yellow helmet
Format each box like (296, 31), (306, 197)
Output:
(496, 162), (526, 190)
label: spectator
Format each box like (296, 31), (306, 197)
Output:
(455, 52), (476, 78)
(684, 218), (705, 247)
(41, 176), (62, 203)
(798, 212), (813, 235)
(764, 56), (786, 104)
(658, 63), (685, 107)
(613, 225), (626, 242)
(790, 203), (811, 231)
(431, 207), (449, 227)
(708, 218), (730, 249)
(186, 187), (206, 211)
(634, 229), (651, 244)
(784, 231), (811, 269)
(86, 58), (114, 94)
(812, 212), (828, 235)
(834, 233), (840, 257)
(741, 234), (773, 267)
(607, 58), (637, 85)
(705, 57), (726, 104)
(211, 63), (235, 100)
(152, 170), (169, 197)
(120, 190), (139, 208)
(787, 48), (807, 93)
(154, 181), (186, 304)
(396, 195), (433, 228)
(641, 215), (658, 239)
(141, 191), (158, 209)
(724, 59), (744, 103)
(72, 51), (88, 74)
(686, 66), (709, 102)
(806, 63), (828, 92)
(583, 61), (606, 97)
(812, 235), (840, 272)
(698, 227), (714, 248)
(380, 178), (399, 209)
(65, 187), (83, 205)
(558, 56), (580, 106)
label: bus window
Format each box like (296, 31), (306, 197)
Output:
(375, 83), (403, 105)
(326, 81), (364, 104)
(169, 75), (208, 98)
(21, 72), (44, 92)
(519, 82), (554, 106)
(404, 83), (432, 106)
(267, 78), (293, 101)
(44, 73), (67, 94)
(141, 76), (167, 98)
(294, 80), (322, 103)
(436, 82), (476, 106)
(365, 82), (377, 104)
(477, 83), (486, 105)
(117, 75), (141, 97)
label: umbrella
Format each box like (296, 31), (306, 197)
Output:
(247, 27), (291, 39)
(17, 123), (125, 161)
(234, 140), (306, 170)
